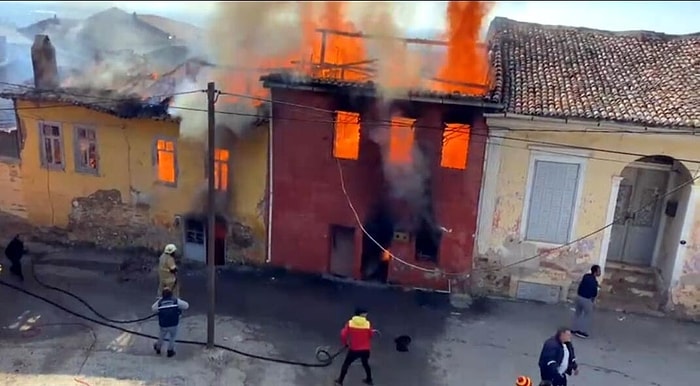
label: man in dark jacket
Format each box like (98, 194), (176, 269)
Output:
(4, 234), (27, 281)
(572, 264), (601, 338)
(538, 328), (579, 386)
(151, 287), (189, 358)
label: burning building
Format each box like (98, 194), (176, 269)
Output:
(0, 34), (268, 263)
(260, 25), (501, 290)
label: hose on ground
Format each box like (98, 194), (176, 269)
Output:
(30, 257), (157, 324)
(0, 279), (346, 367)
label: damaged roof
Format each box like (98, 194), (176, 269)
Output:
(488, 17), (700, 128)
(0, 87), (177, 122)
(260, 73), (502, 108)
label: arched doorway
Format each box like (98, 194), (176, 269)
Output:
(607, 156), (693, 269)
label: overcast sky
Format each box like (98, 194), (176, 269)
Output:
(12, 1), (700, 35)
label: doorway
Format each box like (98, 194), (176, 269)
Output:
(182, 216), (227, 265)
(329, 225), (355, 278)
(607, 157), (673, 266)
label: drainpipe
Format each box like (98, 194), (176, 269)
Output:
(265, 105), (274, 263)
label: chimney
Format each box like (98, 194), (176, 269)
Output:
(31, 34), (59, 89)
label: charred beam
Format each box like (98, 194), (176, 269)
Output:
(316, 28), (448, 46)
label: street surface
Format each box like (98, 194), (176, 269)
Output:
(0, 248), (698, 385)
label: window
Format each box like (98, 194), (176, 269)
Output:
(39, 122), (64, 169)
(388, 117), (415, 164)
(523, 154), (585, 244)
(333, 111), (360, 160)
(74, 127), (98, 174)
(441, 123), (471, 170)
(154, 138), (177, 185)
(214, 148), (229, 191)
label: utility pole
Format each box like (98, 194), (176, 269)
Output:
(206, 81), (216, 348)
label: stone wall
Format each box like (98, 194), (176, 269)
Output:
(67, 189), (177, 251)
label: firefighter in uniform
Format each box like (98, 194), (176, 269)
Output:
(158, 244), (180, 297)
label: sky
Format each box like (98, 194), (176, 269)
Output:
(4, 1), (700, 35)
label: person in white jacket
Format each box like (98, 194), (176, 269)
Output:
(151, 287), (189, 357)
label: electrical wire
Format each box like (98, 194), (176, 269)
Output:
(0, 278), (346, 367)
(337, 157), (700, 277)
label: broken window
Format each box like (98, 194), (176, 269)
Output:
(74, 127), (98, 174)
(39, 122), (64, 169)
(441, 123), (471, 170)
(155, 138), (177, 184)
(415, 218), (441, 263)
(214, 148), (229, 191)
(333, 111), (361, 160)
(388, 117), (415, 164)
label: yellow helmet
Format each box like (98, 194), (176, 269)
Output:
(163, 244), (177, 254)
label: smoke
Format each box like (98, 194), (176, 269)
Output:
(353, 2), (427, 99)
(171, 2), (305, 139)
(368, 118), (432, 229)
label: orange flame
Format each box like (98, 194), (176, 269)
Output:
(213, 1), (492, 111)
(436, 1), (493, 95)
(381, 249), (392, 262)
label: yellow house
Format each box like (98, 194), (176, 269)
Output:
(479, 18), (700, 319)
(0, 87), (269, 264)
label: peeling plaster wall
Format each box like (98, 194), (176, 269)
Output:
(672, 184), (700, 319)
(479, 117), (700, 315)
(0, 159), (27, 219)
(12, 101), (268, 261)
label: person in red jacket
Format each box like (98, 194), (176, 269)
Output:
(335, 307), (376, 385)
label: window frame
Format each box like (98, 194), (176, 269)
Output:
(38, 121), (65, 170)
(152, 136), (179, 187)
(213, 148), (230, 191)
(73, 125), (100, 175)
(520, 150), (588, 246)
(332, 110), (361, 161)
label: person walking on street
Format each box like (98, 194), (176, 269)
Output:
(151, 287), (189, 358)
(335, 307), (377, 385)
(158, 244), (180, 298)
(538, 328), (579, 386)
(572, 264), (601, 338)
(4, 234), (27, 281)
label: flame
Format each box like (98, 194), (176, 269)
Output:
(150, 72), (159, 80)
(381, 249), (392, 262)
(441, 123), (471, 170)
(436, 1), (493, 95)
(388, 117), (415, 164)
(205, 1), (493, 115)
(333, 111), (361, 160)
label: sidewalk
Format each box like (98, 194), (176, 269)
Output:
(0, 249), (698, 385)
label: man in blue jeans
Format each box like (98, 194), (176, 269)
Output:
(151, 287), (189, 357)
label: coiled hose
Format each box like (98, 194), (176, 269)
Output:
(0, 259), (346, 367)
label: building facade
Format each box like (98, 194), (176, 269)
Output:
(477, 18), (700, 319)
(0, 34), (269, 263)
(262, 74), (499, 290)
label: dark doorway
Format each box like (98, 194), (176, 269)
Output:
(183, 215), (227, 266)
(329, 225), (355, 278)
(415, 217), (441, 262)
(360, 203), (395, 283)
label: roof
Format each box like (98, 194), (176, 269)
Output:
(488, 17), (700, 129)
(260, 73), (502, 108)
(0, 87), (177, 122)
(137, 14), (205, 44)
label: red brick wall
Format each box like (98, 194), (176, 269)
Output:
(268, 88), (487, 290)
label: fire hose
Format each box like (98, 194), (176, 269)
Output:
(0, 259), (346, 367)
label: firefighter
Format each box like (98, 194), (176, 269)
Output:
(157, 244), (180, 298)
